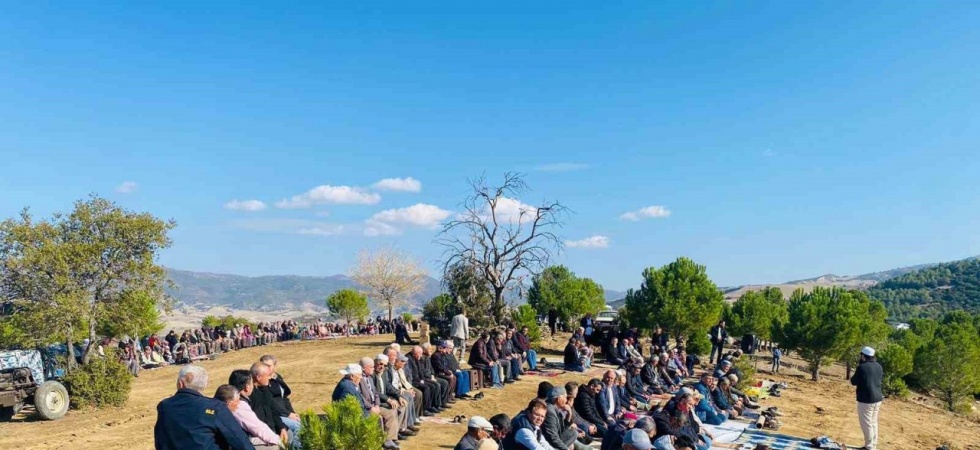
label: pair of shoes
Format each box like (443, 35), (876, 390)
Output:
(423, 410), (435, 416)
(473, 392), (485, 399)
(408, 425), (421, 432)
(451, 414), (467, 423)
(504, 379), (516, 384)
(398, 430), (416, 439)
(458, 393), (472, 399)
(514, 376), (522, 381)
(382, 439), (401, 449)
(492, 384), (504, 389)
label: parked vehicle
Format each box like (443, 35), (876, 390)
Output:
(0, 348), (70, 421)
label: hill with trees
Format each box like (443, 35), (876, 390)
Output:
(868, 258), (980, 320)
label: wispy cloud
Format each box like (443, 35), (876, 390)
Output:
(620, 206), (671, 221)
(115, 181), (138, 194)
(566, 235), (610, 249)
(364, 203), (452, 236)
(372, 177), (422, 193)
(275, 185), (381, 209)
(223, 199), (267, 212)
(534, 162), (589, 172)
(762, 149), (776, 157)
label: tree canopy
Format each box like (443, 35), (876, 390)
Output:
(776, 287), (888, 381)
(913, 317), (980, 411)
(348, 246), (426, 321)
(725, 287), (788, 341)
(623, 257), (725, 344)
(526, 265), (605, 326)
(0, 196), (174, 366)
(327, 289), (370, 334)
(868, 258), (980, 320)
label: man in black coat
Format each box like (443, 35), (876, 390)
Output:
(605, 337), (625, 366)
(564, 337), (584, 372)
(709, 320), (728, 364)
(247, 363), (290, 439)
(850, 347), (883, 450)
(573, 379), (608, 438)
(422, 343), (452, 406)
(407, 346), (443, 414)
(259, 355), (300, 434)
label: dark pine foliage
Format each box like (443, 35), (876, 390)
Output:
(869, 258), (980, 320)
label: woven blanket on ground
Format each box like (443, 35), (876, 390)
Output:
(733, 429), (848, 450)
(419, 416), (462, 425)
(702, 420), (751, 444)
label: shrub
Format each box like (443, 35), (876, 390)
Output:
(294, 396), (385, 450)
(401, 312), (414, 323)
(511, 304), (543, 347)
(733, 355), (756, 390)
(685, 330), (711, 357)
(62, 349), (132, 408)
(878, 343), (913, 398)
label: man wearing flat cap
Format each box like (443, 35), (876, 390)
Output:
(850, 346), (883, 450)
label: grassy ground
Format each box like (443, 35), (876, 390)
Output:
(1, 333), (978, 450)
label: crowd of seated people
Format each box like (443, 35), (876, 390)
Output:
(467, 326), (539, 389)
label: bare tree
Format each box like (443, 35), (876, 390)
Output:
(349, 246), (428, 321)
(438, 173), (566, 324)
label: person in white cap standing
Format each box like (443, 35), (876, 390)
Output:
(455, 416), (496, 450)
(850, 346), (883, 450)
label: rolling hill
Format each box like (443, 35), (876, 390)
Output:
(867, 258), (980, 320)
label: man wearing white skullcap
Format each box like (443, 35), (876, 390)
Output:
(850, 346), (883, 450)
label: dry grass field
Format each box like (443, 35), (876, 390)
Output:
(1, 334), (978, 450)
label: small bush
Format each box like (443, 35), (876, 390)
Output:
(733, 356), (756, 390)
(878, 343), (913, 398)
(294, 395), (385, 450)
(63, 349), (132, 408)
(686, 330), (711, 357)
(511, 304), (543, 347)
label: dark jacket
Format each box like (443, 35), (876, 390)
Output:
(652, 331), (668, 350)
(406, 356), (428, 388)
(604, 342), (624, 365)
(596, 385), (620, 422)
(250, 385), (288, 433)
(331, 378), (369, 416)
(420, 354), (436, 379)
(358, 374), (382, 408)
(710, 325), (727, 344)
(431, 352), (453, 377)
(467, 337), (492, 369)
(154, 388), (255, 450)
(268, 375), (295, 414)
(513, 332), (531, 353)
(376, 368), (401, 404)
(599, 419), (630, 450)
(542, 403), (577, 449)
(625, 372), (647, 399)
(574, 387), (604, 427)
(563, 343), (580, 366)
(850, 359), (884, 404)
(487, 339), (501, 361)
(501, 411), (538, 450)
(641, 362), (663, 393)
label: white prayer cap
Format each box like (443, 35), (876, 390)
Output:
(861, 346), (875, 357)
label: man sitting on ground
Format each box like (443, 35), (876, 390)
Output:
(563, 337), (584, 372)
(693, 374), (728, 425)
(605, 337), (626, 366)
(598, 370), (625, 425)
(332, 363), (400, 450)
(503, 399), (558, 450)
(543, 386), (591, 450)
(574, 378), (609, 438)
(226, 371), (284, 449)
(513, 326), (538, 371)
(489, 414), (511, 447)
(154, 365), (254, 450)
(455, 416), (496, 450)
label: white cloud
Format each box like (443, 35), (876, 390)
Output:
(535, 162), (589, 172)
(232, 219), (344, 237)
(762, 149), (776, 157)
(372, 177), (422, 193)
(565, 235), (610, 249)
(363, 220), (401, 237)
(490, 197), (539, 224)
(223, 199), (267, 212)
(276, 185), (381, 208)
(620, 205), (671, 221)
(115, 181), (138, 194)
(369, 203), (451, 229)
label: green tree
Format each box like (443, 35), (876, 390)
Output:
(327, 289), (370, 336)
(295, 395), (386, 450)
(624, 257), (724, 345)
(527, 265), (605, 326)
(839, 293), (891, 379)
(877, 343), (913, 398)
(726, 287), (788, 341)
(99, 289), (165, 339)
(443, 262), (493, 327)
(511, 304), (543, 346)
(913, 318), (980, 412)
(0, 196), (174, 366)
(777, 287), (887, 381)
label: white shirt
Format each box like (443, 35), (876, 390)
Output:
(515, 425), (556, 450)
(605, 386), (616, 415)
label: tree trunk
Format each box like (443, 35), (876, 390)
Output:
(65, 325), (77, 372)
(810, 361), (820, 381)
(492, 288), (505, 325)
(845, 361), (853, 380)
(82, 303), (98, 365)
(388, 304), (393, 322)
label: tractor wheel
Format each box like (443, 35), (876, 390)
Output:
(34, 381), (69, 420)
(0, 406), (14, 421)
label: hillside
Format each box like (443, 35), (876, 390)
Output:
(164, 268), (442, 312)
(868, 258), (980, 320)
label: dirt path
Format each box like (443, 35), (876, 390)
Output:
(1, 335), (977, 449)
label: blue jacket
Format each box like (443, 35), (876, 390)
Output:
(331, 378), (369, 416)
(154, 388), (255, 450)
(712, 387), (733, 410)
(596, 385), (620, 422)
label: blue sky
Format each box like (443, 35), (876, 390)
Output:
(2, 2), (980, 290)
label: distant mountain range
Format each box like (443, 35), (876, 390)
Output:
(165, 268), (629, 313)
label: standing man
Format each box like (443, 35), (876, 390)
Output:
(851, 347), (883, 450)
(709, 320), (727, 365)
(450, 307), (470, 361)
(547, 309), (558, 338)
